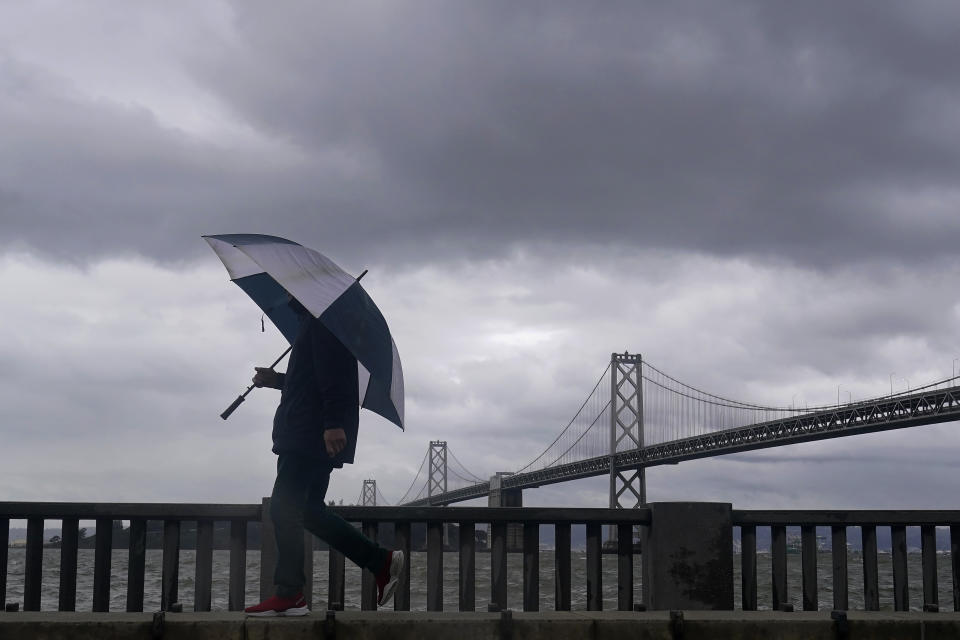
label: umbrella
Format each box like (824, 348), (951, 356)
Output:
(204, 233), (404, 430)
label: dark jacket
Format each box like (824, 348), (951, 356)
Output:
(272, 314), (360, 466)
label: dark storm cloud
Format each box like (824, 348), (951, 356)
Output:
(2, 1), (959, 265)
(0, 52), (372, 262)
(191, 1), (960, 264)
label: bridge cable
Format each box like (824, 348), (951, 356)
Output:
(642, 360), (805, 411)
(513, 362), (612, 474)
(642, 366), (960, 414)
(412, 477), (429, 503)
(539, 400), (611, 469)
(642, 375), (797, 411)
(375, 486), (392, 506)
(448, 448), (486, 483)
(447, 466), (481, 485)
(395, 450), (430, 505)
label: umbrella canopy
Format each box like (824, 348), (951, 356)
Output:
(204, 233), (404, 430)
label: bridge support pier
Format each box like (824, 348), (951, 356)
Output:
(488, 473), (523, 551)
(642, 502), (733, 610)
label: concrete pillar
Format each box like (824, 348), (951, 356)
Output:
(488, 473), (523, 551)
(641, 502), (734, 610)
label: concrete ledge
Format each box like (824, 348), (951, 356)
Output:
(2, 610), (960, 640)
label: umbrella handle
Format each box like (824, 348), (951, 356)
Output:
(220, 346), (293, 420)
(220, 392), (248, 420)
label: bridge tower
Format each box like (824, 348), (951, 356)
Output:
(361, 479), (377, 506)
(428, 441), (454, 546)
(428, 440), (448, 505)
(609, 352), (645, 543)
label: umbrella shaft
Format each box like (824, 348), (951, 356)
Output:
(269, 345), (292, 369)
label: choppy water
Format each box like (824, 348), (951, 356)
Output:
(3, 549), (956, 612)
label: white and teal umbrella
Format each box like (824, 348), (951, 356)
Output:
(204, 233), (404, 430)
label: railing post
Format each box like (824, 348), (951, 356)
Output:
(554, 522), (571, 611)
(801, 525), (817, 611)
(302, 530), (314, 610)
(93, 518), (113, 612)
(921, 524), (938, 611)
(259, 497), (275, 602)
(0, 517), (7, 609)
(161, 520), (180, 612)
(361, 521), (378, 610)
(126, 519), (146, 612)
(459, 521), (476, 611)
(831, 526), (848, 611)
(642, 503), (733, 610)
(616, 522), (633, 611)
(586, 522), (602, 611)
(228, 521), (247, 611)
(523, 522), (539, 612)
(891, 525), (908, 611)
(952, 525), (960, 612)
(59, 517), (79, 612)
(862, 525), (879, 611)
(740, 525), (757, 611)
(328, 549), (345, 611)
(771, 525), (787, 610)
(24, 517), (43, 611)
(491, 521), (507, 610)
(194, 519), (214, 612)
(394, 521), (411, 611)
(427, 520), (443, 611)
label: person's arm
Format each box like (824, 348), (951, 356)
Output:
(311, 320), (356, 457)
(252, 367), (285, 390)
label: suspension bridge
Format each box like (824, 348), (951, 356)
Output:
(358, 353), (960, 510)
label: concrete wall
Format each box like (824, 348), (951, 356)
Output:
(4, 611), (960, 640)
(642, 502), (734, 611)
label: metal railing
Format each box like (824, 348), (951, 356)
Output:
(0, 502), (258, 612)
(4, 502), (959, 613)
(0, 502), (650, 613)
(734, 510), (960, 612)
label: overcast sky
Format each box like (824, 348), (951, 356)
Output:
(1, 1), (958, 513)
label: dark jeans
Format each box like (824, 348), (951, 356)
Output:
(270, 453), (387, 598)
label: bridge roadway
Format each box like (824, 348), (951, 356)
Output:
(407, 384), (960, 506)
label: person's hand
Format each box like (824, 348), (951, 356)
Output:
(253, 367), (280, 388)
(324, 428), (348, 458)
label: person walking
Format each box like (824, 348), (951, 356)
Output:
(244, 296), (404, 617)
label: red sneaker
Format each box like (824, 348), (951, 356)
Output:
(244, 593), (309, 617)
(375, 550), (405, 607)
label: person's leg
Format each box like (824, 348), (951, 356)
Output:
(303, 465), (389, 575)
(269, 453), (312, 598)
